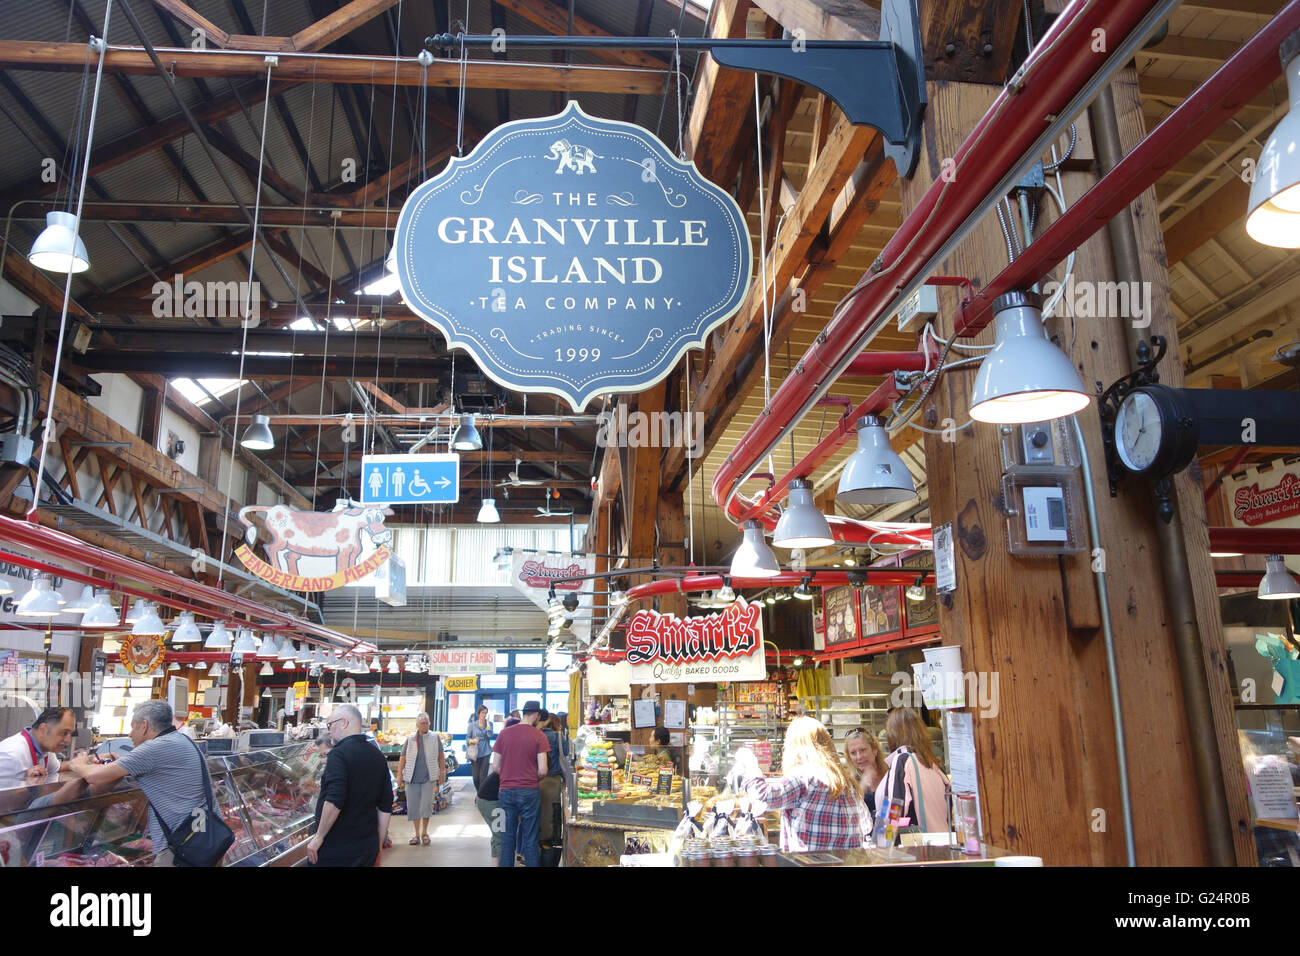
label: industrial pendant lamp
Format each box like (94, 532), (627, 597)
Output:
(386, 656), (400, 674)
(794, 579), (815, 600)
(452, 414), (483, 451)
(131, 602), (166, 637)
(1258, 554), (1300, 600)
(210, 662), (224, 679)
(259, 661), (274, 677)
(772, 478), (835, 548)
(205, 621), (233, 650)
(80, 590), (119, 628)
(64, 585), (97, 614)
(906, 583), (927, 602)
(193, 659), (208, 671)
(1246, 31), (1300, 247)
(730, 519), (781, 578)
(125, 598), (148, 624)
(29, 210), (91, 275)
(369, 656), (381, 672)
(171, 611), (202, 644)
(716, 582), (736, 604)
(232, 628), (257, 654)
(477, 498), (501, 523)
(241, 414), (275, 451)
(838, 416), (916, 505)
(295, 642), (313, 665)
(15, 574), (64, 618)
(969, 291), (1090, 424)
(276, 635), (296, 659)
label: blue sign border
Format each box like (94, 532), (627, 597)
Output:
(394, 101), (752, 410)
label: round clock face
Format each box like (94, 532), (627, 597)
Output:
(1116, 389), (1162, 473)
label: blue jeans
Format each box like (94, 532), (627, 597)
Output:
(498, 787), (540, 867)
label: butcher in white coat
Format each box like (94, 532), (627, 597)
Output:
(0, 707), (79, 782)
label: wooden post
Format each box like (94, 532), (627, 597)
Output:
(903, 58), (1252, 863)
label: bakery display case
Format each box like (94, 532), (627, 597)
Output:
(0, 742), (325, 867)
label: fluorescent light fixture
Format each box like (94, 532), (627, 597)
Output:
(730, 519), (781, 578)
(241, 414), (275, 451)
(1258, 554), (1300, 600)
(451, 414), (483, 451)
(29, 210), (90, 274)
(1247, 32), (1300, 247)
(477, 498), (501, 523)
(1210, 551), (1244, 558)
(772, 478), (835, 549)
(838, 415), (916, 505)
(969, 292), (1090, 424)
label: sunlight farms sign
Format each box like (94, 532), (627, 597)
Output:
(395, 101), (751, 410)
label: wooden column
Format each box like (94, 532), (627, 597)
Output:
(905, 58), (1252, 862)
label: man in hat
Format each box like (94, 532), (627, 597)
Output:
(489, 699), (549, 866)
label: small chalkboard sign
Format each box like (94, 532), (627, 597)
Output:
(597, 768), (612, 792)
(656, 768), (674, 796)
(631, 773), (654, 788)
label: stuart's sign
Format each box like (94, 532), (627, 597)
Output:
(395, 101), (751, 410)
(626, 599), (766, 685)
(1233, 471), (1300, 526)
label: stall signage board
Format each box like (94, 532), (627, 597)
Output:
(626, 599), (766, 684)
(1231, 469), (1300, 526)
(394, 101), (752, 411)
(426, 650), (496, 675)
(444, 675), (479, 692)
(360, 453), (459, 505)
(234, 504), (391, 592)
(510, 551), (595, 643)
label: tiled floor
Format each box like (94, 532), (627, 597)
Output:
(379, 778), (496, 867)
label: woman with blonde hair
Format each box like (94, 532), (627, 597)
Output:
(843, 727), (889, 817)
(732, 716), (869, 852)
(874, 707), (950, 834)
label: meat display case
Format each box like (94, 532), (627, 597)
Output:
(0, 742), (326, 867)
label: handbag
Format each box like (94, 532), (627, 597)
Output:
(143, 731), (235, 867)
(466, 730), (479, 761)
(887, 749), (923, 845)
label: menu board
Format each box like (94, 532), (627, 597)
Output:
(860, 584), (901, 639)
(823, 586), (861, 646)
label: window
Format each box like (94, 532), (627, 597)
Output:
(546, 673), (569, 691)
(514, 653), (543, 668)
(481, 674), (508, 689)
(514, 674), (542, 690)
(171, 377), (246, 405)
(495, 651), (511, 669)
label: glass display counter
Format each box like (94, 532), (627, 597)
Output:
(0, 742), (325, 867)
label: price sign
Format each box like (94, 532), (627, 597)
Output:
(631, 774), (654, 788)
(597, 768), (612, 793)
(657, 768), (674, 796)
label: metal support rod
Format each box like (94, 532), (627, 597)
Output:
(426, 33), (888, 52)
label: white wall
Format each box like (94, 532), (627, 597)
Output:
(160, 406), (200, 473)
(87, 373), (144, 433)
(0, 277), (37, 314)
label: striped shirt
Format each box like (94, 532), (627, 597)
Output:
(117, 730), (212, 850)
(738, 768), (868, 852)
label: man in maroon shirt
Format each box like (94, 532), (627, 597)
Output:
(490, 699), (549, 866)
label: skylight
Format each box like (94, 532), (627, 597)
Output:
(171, 378), (247, 405)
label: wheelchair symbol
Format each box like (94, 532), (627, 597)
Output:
(408, 471), (432, 497)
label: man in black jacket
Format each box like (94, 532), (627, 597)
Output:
(307, 703), (393, 866)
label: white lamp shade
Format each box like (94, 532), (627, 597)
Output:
(241, 414), (275, 451)
(969, 296), (1090, 424)
(312, 646), (326, 664)
(131, 602), (166, 636)
(29, 210), (90, 274)
(15, 574), (64, 618)
(838, 416), (916, 505)
(232, 628), (258, 654)
(1258, 554), (1300, 600)
(276, 635), (296, 659)
(1247, 47), (1300, 247)
(64, 585), (97, 614)
(452, 415), (483, 451)
(716, 585), (736, 604)
(794, 582), (815, 600)
(210, 662), (223, 678)
(193, 659), (208, 671)
(772, 478), (835, 548)
(386, 656), (400, 673)
(259, 661), (274, 676)
(730, 520), (781, 578)
(205, 621), (233, 650)
(168, 661), (181, 672)
(80, 590), (120, 628)
(261, 686), (272, 698)
(125, 598), (148, 624)
(477, 498), (501, 523)
(369, 656), (381, 671)
(295, 643), (313, 664)
(171, 612), (203, 644)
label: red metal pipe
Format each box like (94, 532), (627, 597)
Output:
(954, 2), (1300, 337)
(624, 569), (933, 603)
(1214, 572), (1266, 588)
(1208, 527), (1300, 555)
(0, 514), (375, 653)
(843, 350), (929, 377)
(714, 0), (1167, 520)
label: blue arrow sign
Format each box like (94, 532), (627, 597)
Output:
(360, 454), (459, 505)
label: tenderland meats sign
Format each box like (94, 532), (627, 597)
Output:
(394, 101), (751, 410)
(235, 504), (392, 592)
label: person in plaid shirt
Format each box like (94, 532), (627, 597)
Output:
(732, 716), (870, 852)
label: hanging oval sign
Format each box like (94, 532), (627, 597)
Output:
(395, 101), (752, 410)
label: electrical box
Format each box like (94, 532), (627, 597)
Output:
(999, 421), (1087, 556)
(894, 284), (939, 331)
(0, 434), (33, 466)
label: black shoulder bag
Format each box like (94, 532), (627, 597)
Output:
(143, 730), (235, 867)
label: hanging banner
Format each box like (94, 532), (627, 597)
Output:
(1230, 469), (1300, 527)
(119, 634), (166, 677)
(510, 551), (595, 643)
(426, 650), (497, 675)
(394, 101), (752, 410)
(234, 504), (392, 591)
(626, 599), (766, 684)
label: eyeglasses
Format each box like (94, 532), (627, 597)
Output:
(844, 728), (867, 739)
(326, 717), (346, 729)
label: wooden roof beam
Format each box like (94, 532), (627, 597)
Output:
(292, 0), (402, 53)
(149, 0), (232, 48)
(490, 0), (670, 72)
(749, 0), (879, 41)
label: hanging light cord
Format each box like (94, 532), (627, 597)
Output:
(215, 62), (275, 573)
(29, 6), (112, 520)
(753, 75), (776, 480)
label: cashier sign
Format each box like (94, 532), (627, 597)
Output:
(626, 599), (766, 684)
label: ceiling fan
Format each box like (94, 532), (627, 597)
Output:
(497, 458), (549, 487)
(536, 489), (574, 517)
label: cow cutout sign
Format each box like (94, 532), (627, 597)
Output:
(234, 503), (392, 592)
